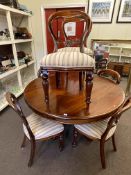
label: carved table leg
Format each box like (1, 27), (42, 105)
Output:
(42, 75), (49, 103)
(85, 71), (93, 112)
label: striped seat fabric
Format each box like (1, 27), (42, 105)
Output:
(75, 118), (117, 140)
(41, 51), (95, 68)
(58, 47), (93, 55)
(23, 113), (64, 140)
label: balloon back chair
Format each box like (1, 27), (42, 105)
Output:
(40, 10), (95, 112)
(73, 85), (131, 169)
(48, 10), (93, 55)
(5, 92), (64, 167)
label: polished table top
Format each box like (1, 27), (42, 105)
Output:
(24, 73), (125, 124)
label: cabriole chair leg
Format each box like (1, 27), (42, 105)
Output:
(28, 140), (36, 167)
(59, 132), (64, 152)
(21, 134), (27, 149)
(100, 140), (106, 169)
(72, 127), (78, 147)
(112, 134), (117, 152)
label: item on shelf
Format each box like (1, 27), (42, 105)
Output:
(0, 29), (10, 40)
(17, 51), (26, 59)
(4, 29), (10, 39)
(0, 0), (19, 8)
(1, 59), (11, 67)
(17, 51), (32, 66)
(14, 27), (32, 39)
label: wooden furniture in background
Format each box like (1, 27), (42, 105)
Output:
(5, 92), (64, 167)
(91, 39), (131, 76)
(108, 61), (131, 76)
(24, 72), (125, 125)
(73, 96), (131, 169)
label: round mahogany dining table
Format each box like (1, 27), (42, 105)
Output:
(24, 72), (125, 124)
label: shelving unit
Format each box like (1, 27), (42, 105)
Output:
(92, 40), (131, 76)
(101, 44), (131, 63)
(0, 4), (36, 111)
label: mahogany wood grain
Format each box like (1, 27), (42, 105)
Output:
(24, 72), (125, 124)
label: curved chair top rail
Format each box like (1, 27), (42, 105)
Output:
(97, 69), (121, 84)
(48, 10), (92, 52)
(102, 96), (131, 141)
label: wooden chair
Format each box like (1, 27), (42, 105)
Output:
(97, 69), (121, 84)
(5, 92), (64, 167)
(95, 51), (109, 72)
(40, 10), (95, 112)
(72, 95), (131, 169)
(48, 10), (92, 54)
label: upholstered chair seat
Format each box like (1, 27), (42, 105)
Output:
(58, 47), (93, 56)
(41, 51), (95, 68)
(5, 92), (64, 167)
(75, 118), (116, 140)
(23, 113), (64, 140)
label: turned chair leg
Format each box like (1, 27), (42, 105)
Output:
(28, 140), (36, 167)
(72, 127), (78, 147)
(59, 132), (64, 152)
(21, 134), (27, 148)
(100, 140), (106, 169)
(112, 134), (117, 152)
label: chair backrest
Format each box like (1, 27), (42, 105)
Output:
(5, 92), (34, 140)
(96, 58), (108, 69)
(97, 69), (121, 84)
(48, 10), (92, 53)
(102, 96), (131, 140)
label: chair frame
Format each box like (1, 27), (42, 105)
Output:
(97, 69), (121, 84)
(40, 10), (94, 112)
(72, 96), (131, 169)
(48, 10), (92, 53)
(5, 92), (64, 167)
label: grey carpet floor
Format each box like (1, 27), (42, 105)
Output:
(0, 78), (131, 175)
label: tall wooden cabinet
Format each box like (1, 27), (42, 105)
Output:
(0, 4), (36, 111)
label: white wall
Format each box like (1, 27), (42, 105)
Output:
(19, 0), (131, 64)
(88, 0), (131, 46)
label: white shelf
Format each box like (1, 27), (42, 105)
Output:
(0, 4), (31, 16)
(0, 67), (18, 80)
(109, 54), (120, 57)
(104, 44), (131, 63)
(0, 89), (23, 111)
(14, 39), (33, 44)
(121, 55), (131, 58)
(0, 100), (8, 111)
(0, 40), (12, 45)
(0, 5), (36, 111)
(19, 60), (35, 70)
